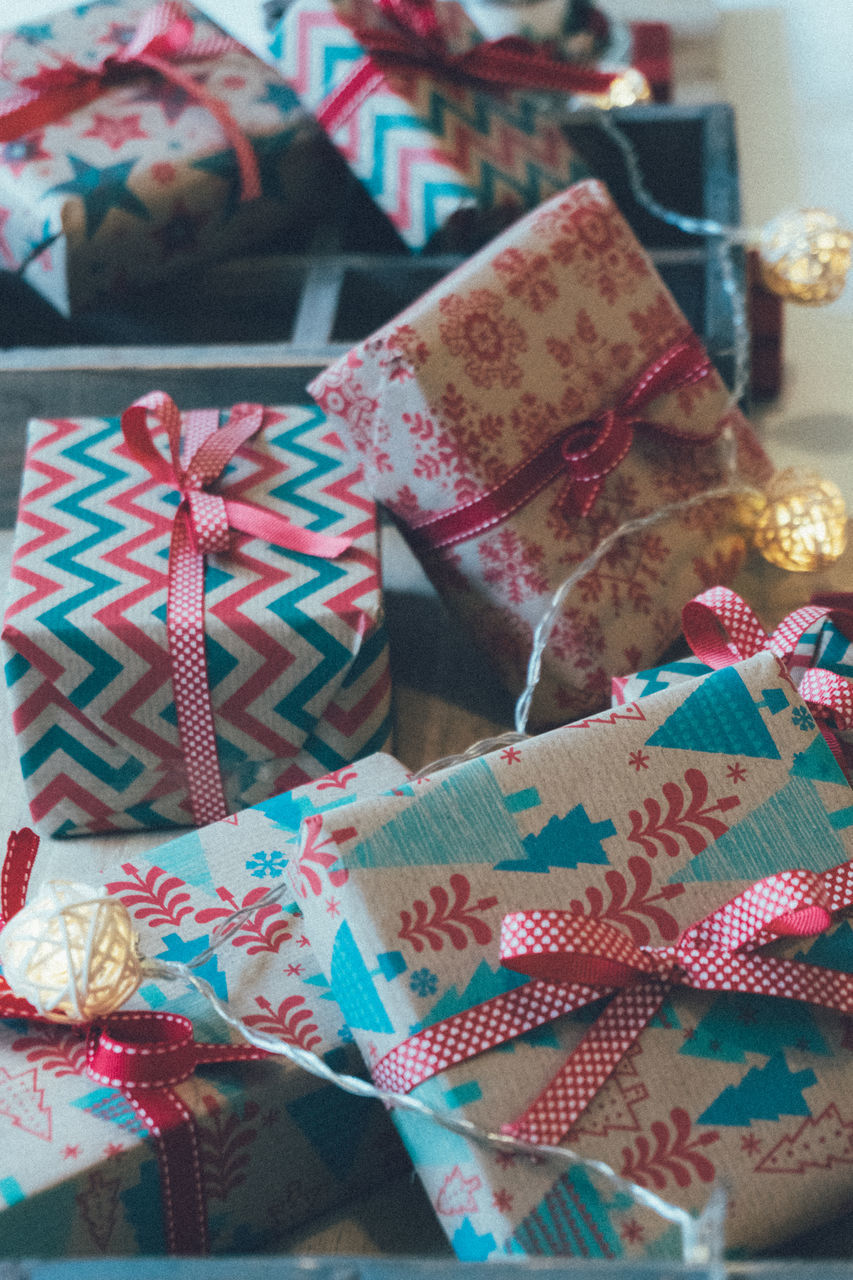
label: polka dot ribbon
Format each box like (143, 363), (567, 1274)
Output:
(407, 335), (714, 551)
(0, 3), (261, 200)
(373, 861), (853, 1148)
(682, 587), (853, 768)
(121, 392), (355, 826)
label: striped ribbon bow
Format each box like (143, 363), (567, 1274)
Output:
(0, 3), (260, 201)
(121, 392), (354, 826)
(374, 861), (853, 1148)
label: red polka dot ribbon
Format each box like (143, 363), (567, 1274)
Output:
(682, 587), (853, 767)
(373, 862), (853, 1148)
(407, 335), (714, 551)
(121, 391), (355, 825)
(0, 3), (261, 201)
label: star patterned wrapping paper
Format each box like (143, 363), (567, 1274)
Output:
(268, 0), (591, 251)
(0, 0), (335, 316)
(0, 753), (412, 1257)
(1, 401), (391, 835)
(290, 652), (853, 1260)
(309, 179), (772, 728)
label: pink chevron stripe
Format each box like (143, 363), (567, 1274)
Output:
(292, 9), (352, 99)
(11, 675), (119, 747)
(26, 770), (117, 832)
(322, 663), (391, 735)
(2, 623), (65, 684)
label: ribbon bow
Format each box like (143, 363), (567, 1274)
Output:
(317, 0), (619, 134)
(682, 587), (853, 770)
(374, 861), (853, 1149)
(0, 828), (268, 1254)
(121, 391), (354, 826)
(409, 334), (714, 551)
(0, 3), (260, 202)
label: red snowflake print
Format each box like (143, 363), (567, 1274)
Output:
(492, 1188), (514, 1212)
(381, 323), (430, 379)
(629, 294), (683, 357)
(500, 746), (522, 764)
(492, 246), (559, 312)
(63, 1144), (81, 1159)
(620, 1218), (645, 1244)
(726, 762), (747, 783)
(325, 897), (341, 916)
(692, 543), (745, 590)
(286, 963), (303, 977)
(82, 113), (147, 151)
(628, 750), (650, 771)
(479, 528), (548, 605)
(495, 1150), (516, 1169)
(438, 289), (527, 389)
(104, 1142), (124, 1157)
(740, 1133), (761, 1156)
(509, 391), (561, 453)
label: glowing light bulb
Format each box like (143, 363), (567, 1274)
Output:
(753, 469), (848, 573)
(758, 209), (852, 306)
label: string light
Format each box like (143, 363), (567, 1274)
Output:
(758, 208), (852, 306)
(574, 67), (652, 110)
(752, 468), (848, 573)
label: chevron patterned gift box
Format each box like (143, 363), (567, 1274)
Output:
(268, 0), (593, 251)
(0, 754), (411, 1257)
(0, 0), (335, 317)
(290, 650), (853, 1260)
(1, 396), (391, 836)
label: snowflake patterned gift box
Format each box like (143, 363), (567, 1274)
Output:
(291, 650), (853, 1261)
(0, 753), (412, 1257)
(0, 0), (335, 317)
(1, 394), (391, 836)
(268, 0), (597, 252)
(309, 178), (771, 728)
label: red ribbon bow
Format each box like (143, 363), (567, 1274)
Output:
(408, 334), (714, 551)
(0, 2), (260, 202)
(374, 861), (853, 1149)
(121, 391), (355, 826)
(0, 828), (268, 1254)
(317, 0), (620, 133)
(682, 587), (853, 773)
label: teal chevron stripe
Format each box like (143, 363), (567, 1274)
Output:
(270, 555), (353, 733)
(322, 43), (363, 96)
(4, 651), (29, 685)
(39, 422), (128, 708)
(20, 723), (144, 789)
(268, 412), (349, 530)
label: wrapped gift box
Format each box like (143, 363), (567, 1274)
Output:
(0, 753), (412, 1257)
(1, 398), (391, 836)
(268, 0), (593, 251)
(0, 0), (335, 316)
(291, 651), (853, 1260)
(310, 178), (771, 726)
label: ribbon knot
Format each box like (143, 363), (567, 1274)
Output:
(121, 391), (355, 826)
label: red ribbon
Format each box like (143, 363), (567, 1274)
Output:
(0, 829), (268, 1254)
(317, 0), (619, 133)
(407, 334), (714, 551)
(374, 861), (853, 1148)
(0, 2), (261, 201)
(121, 391), (355, 826)
(682, 587), (853, 768)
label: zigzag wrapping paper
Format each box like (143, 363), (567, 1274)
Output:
(0, 754), (411, 1257)
(0, 0), (334, 316)
(310, 179), (772, 726)
(292, 652), (853, 1259)
(1, 403), (391, 836)
(268, 0), (590, 250)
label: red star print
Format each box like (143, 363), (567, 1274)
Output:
(151, 162), (177, 186)
(63, 1144), (81, 1159)
(628, 749), (649, 771)
(492, 1188), (513, 1212)
(500, 746), (522, 764)
(104, 1142), (124, 1157)
(82, 113), (147, 151)
(494, 1150), (516, 1169)
(286, 963), (303, 977)
(726, 762), (747, 783)
(366, 1042), (378, 1060)
(325, 897), (341, 916)
(740, 1134), (761, 1155)
(620, 1218), (644, 1243)
(297, 935), (311, 948)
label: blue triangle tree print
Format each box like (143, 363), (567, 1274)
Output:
(329, 921), (393, 1033)
(494, 805), (616, 872)
(680, 991), (829, 1063)
(699, 1052), (817, 1125)
(645, 666), (782, 759)
(789, 733), (848, 784)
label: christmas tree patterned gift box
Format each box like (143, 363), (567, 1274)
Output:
(290, 650), (853, 1260)
(0, 0), (335, 316)
(310, 178), (772, 727)
(0, 753), (412, 1257)
(269, 0), (601, 252)
(1, 392), (391, 836)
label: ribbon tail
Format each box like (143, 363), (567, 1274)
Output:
(501, 978), (667, 1146)
(317, 56), (387, 132)
(557, 472), (604, 521)
(124, 1085), (209, 1255)
(0, 78), (100, 141)
(0, 828), (40, 925)
(223, 499), (354, 558)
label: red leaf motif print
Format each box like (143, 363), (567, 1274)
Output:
(11, 1027), (86, 1077)
(198, 1095), (259, 1202)
(479, 528), (548, 605)
(621, 1108), (719, 1189)
(398, 874), (498, 953)
(438, 289), (527, 389)
(195, 886), (294, 955)
(693, 544), (745, 591)
(242, 995), (322, 1051)
(569, 856), (685, 945)
(627, 769), (741, 858)
(492, 247), (559, 312)
(105, 863), (192, 929)
(295, 814), (355, 897)
(628, 293), (683, 356)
